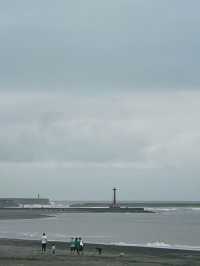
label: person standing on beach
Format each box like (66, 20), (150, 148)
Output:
(51, 243), (56, 254)
(79, 237), (84, 255)
(70, 237), (75, 254)
(41, 232), (48, 253)
(74, 237), (80, 255)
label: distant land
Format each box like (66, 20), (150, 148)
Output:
(0, 198), (50, 208)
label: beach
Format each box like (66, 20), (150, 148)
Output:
(0, 238), (200, 266)
(1, 209), (200, 265)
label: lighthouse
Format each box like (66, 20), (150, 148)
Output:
(111, 187), (120, 208)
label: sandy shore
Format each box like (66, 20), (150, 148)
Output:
(0, 238), (200, 265)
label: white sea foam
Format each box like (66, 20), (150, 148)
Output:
(145, 208), (177, 212)
(188, 207), (200, 211)
(18, 204), (53, 208)
(145, 207), (200, 213)
(146, 241), (173, 248)
(146, 242), (200, 251)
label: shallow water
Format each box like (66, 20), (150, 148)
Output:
(0, 208), (200, 250)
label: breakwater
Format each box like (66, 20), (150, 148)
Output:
(0, 207), (153, 213)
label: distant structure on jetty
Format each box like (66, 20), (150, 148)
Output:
(0, 198), (50, 208)
(110, 187), (120, 208)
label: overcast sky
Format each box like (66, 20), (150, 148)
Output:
(0, 1), (200, 200)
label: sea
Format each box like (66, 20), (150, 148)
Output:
(1, 202), (200, 251)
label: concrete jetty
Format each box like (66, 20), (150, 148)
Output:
(0, 207), (153, 213)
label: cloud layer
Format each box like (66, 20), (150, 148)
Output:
(0, 91), (200, 168)
(0, 1), (200, 199)
(1, 91), (200, 200)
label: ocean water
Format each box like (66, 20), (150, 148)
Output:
(0, 207), (200, 250)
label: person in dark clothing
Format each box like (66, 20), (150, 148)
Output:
(74, 237), (80, 254)
(96, 247), (102, 255)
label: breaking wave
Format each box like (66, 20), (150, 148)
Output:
(145, 207), (200, 213)
(144, 208), (177, 212)
(113, 241), (200, 251)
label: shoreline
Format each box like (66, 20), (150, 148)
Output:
(0, 238), (200, 265)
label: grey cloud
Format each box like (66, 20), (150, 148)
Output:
(0, 91), (200, 170)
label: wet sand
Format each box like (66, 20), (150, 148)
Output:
(0, 238), (200, 265)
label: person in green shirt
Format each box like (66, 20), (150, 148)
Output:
(74, 237), (80, 254)
(69, 237), (75, 254)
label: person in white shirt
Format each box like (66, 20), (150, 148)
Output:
(79, 237), (84, 254)
(41, 232), (48, 253)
